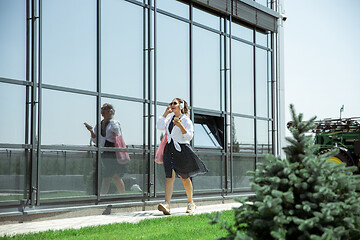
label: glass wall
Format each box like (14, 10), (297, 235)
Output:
(101, 0), (143, 98)
(156, 13), (189, 103)
(193, 26), (221, 110)
(39, 150), (96, 199)
(0, 0), (26, 81)
(42, 0), (97, 91)
(231, 41), (254, 116)
(0, 149), (29, 202)
(0, 0), (278, 212)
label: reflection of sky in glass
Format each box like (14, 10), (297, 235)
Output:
(101, 0), (143, 98)
(256, 30), (268, 47)
(257, 120), (271, 153)
(193, 7), (220, 30)
(231, 22), (253, 42)
(232, 40), (254, 115)
(0, 0), (26, 80)
(0, 0), (273, 153)
(157, 13), (189, 103)
(41, 89), (96, 145)
(256, 120), (269, 145)
(233, 117), (254, 145)
(101, 98), (143, 146)
(42, 0), (97, 91)
(256, 49), (268, 118)
(255, 0), (268, 7)
(193, 26), (220, 110)
(156, 0), (188, 19)
(0, 83), (25, 144)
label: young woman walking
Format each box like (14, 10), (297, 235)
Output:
(156, 98), (208, 215)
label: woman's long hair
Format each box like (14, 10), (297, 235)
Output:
(175, 98), (190, 115)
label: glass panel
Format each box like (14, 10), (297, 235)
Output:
(256, 30), (268, 47)
(268, 32), (272, 48)
(194, 123), (222, 149)
(192, 153), (223, 191)
(156, 0), (189, 19)
(231, 21), (253, 42)
(193, 27), (220, 110)
(257, 120), (271, 154)
(157, 14), (189, 103)
(101, 98), (143, 147)
(193, 114), (224, 149)
(0, 148), (29, 201)
(154, 153), (222, 193)
(0, 83), (25, 144)
(41, 89), (96, 146)
(232, 117), (254, 153)
(233, 156), (254, 189)
(0, 0), (26, 80)
(102, 0), (143, 98)
(155, 105), (167, 146)
(231, 40), (254, 116)
(255, 48), (268, 118)
(255, 0), (268, 7)
(42, 0), (96, 91)
(193, 7), (220, 30)
(100, 150), (145, 196)
(39, 150), (96, 198)
(94, 99), (143, 195)
(268, 52), (272, 118)
(155, 162), (186, 193)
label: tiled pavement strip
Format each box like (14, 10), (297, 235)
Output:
(0, 202), (240, 237)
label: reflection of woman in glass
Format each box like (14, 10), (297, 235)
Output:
(156, 98), (208, 215)
(84, 103), (126, 194)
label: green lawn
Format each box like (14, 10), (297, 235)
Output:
(2, 210), (234, 240)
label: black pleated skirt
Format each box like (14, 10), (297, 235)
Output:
(163, 139), (208, 179)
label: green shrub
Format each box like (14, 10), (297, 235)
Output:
(212, 105), (360, 240)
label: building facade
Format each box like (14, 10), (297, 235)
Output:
(0, 0), (285, 215)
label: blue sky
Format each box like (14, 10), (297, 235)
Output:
(284, 0), (360, 123)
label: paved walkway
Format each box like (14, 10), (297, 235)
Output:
(0, 202), (240, 237)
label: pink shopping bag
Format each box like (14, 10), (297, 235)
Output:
(114, 135), (130, 164)
(155, 134), (167, 164)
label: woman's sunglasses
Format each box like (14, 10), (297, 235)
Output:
(169, 102), (178, 106)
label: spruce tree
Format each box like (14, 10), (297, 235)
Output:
(212, 105), (360, 240)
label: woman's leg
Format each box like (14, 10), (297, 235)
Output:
(181, 176), (193, 203)
(100, 177), (111, 195)
(113, 173), (125, 193)
(165, 170), (176, 205)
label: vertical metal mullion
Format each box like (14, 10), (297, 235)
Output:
(142, 2), (147, 200)
(189, 1), (194, 143)
(36, 0), (42, 206)
(25, 0), (31, 202)
(147, 0), (153, 198)
(228, 15), (233, 193)
(96, 0), (102, 202)
(222, 18), (225, 194)
(222, 17), (227, 195)
(271, 33), (276, 155)
(153, 0), (157, 198)
(219, 17), (223, 195)
(219, 18), (223, 113)
(275, 30), (280, 156)
(30, 0), (38, 207)
(253, 29), (257, 170)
